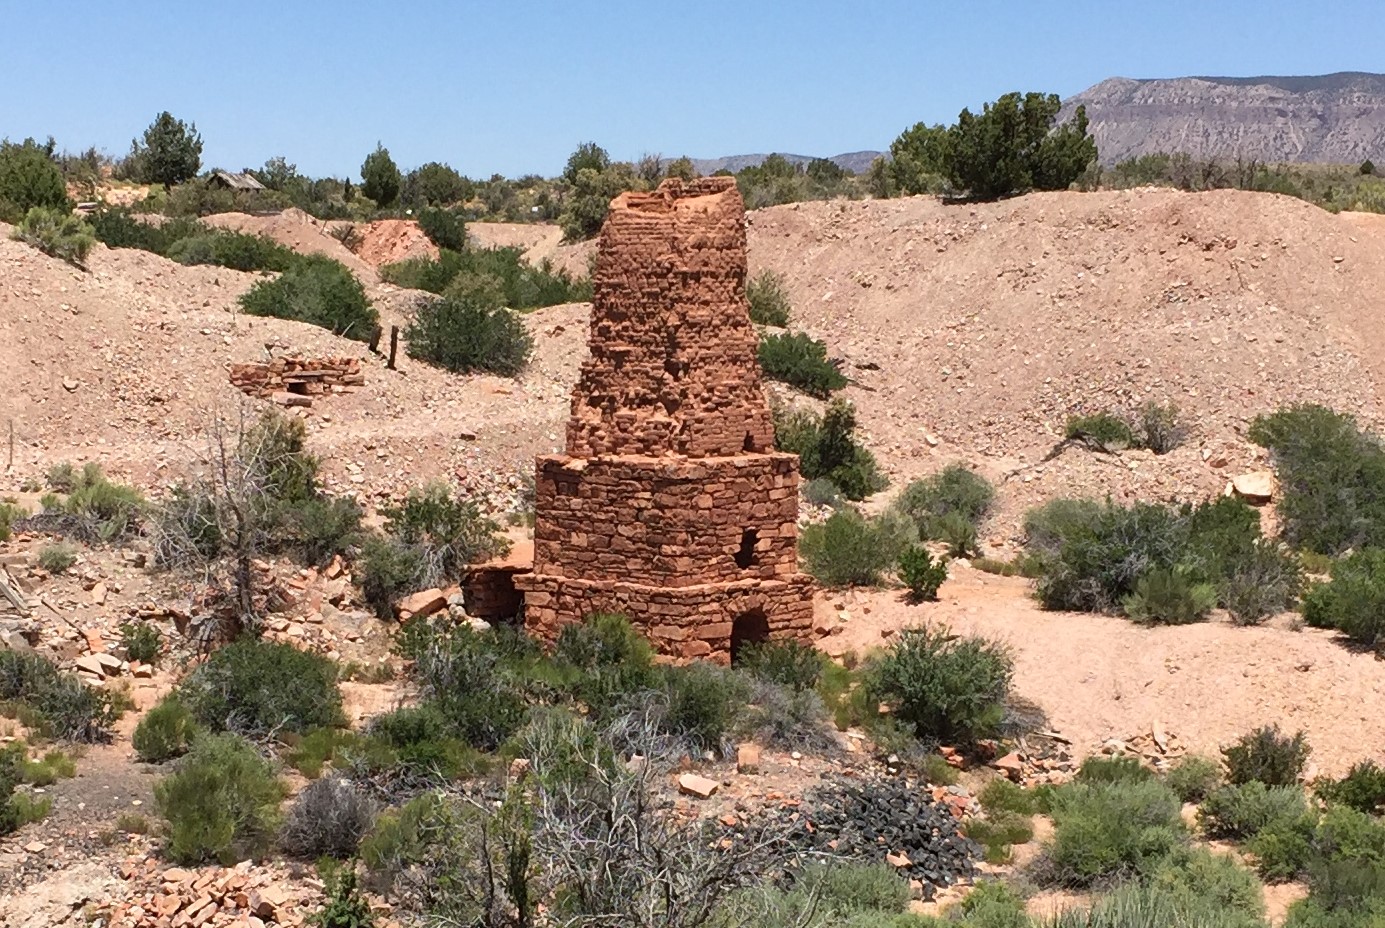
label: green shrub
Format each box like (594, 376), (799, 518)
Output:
(1245, 813), (1318, 882)
(757, 332), (847, 398)
(738, 679), (837, 753)
(1076, 755), (1156, 785)
(551, 613), (657, 715)
(773, 400), (886, 501)
(800, 509), (912, 587)
(155, 733), (286, 865)
(311, 866), (376, 928)
(132, 696), (200, 763)
(166, 230), (296, 272)
(979, 778), (1039, 816)
(280, 775), (377, 860)
(405, 295), (533, 376)
(1140, 402), (1186, 454)
(177, 638), (344, 737)
(380, 245), (589, 308)
(1301, 548), (1385, 652)
(1221, 539), (1303, 625)
(736, 638), (825, 691)
(1032, 500), (1186, 613)
(1249, 404), (1385, 554)
(1165, 755), (1223, 803)
(0, 501), (23, 541)
(1316, 760), (1385, 814)
(802, 477), (845, 508)
(11, 207), (95, 266)
(895, 464), (996, 532)
(1148, 845), (1267, 923)
(119, 621), (162, 665)
(358, 536), (428, 619)
(864, 624), (1012, 744)
(285, 727), (359, 779)
(746, 269), (791, 326)
(1122, 566), (1218, 625)
(36, 542), (77, 574)
(55, 463), (145, 542)
(1066, 412), (1137, 452)
(395, 623), (529, 751)
(898, 545), (947, 602)
(796, 861), (911, 916)
(1199, 781), (1313, 841)
(657, 662), (750, 753)
(1223, 725), (1310, 786)
(417, 206), (466, 251)
(1050, 880), (1266, 928)
(239, 254), (379, 341)
(967, 811), (1035, 861)
(0, 649), (116, 741)
(1022, 498), (1104, 560)
(930, 511), (979, 558)
(1043, 779), (1185, 887)
(275, 496), (364, 567)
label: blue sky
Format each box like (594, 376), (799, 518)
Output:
(2, 0), (1381, 179)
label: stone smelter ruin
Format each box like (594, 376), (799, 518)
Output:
(514, 176), (814, 663)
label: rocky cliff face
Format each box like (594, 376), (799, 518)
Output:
(1062, 72), (1385, 164)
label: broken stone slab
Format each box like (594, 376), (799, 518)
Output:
(676, 773), (719, 799)
(736, 743), (761, 774)
(73, 654), (108, 677)
(398, 588), (447, 618)
(1231, 470), (1276, 504)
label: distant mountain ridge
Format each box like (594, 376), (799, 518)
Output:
(1061, 71), (1385, 164)
(673, 151), (882, 176)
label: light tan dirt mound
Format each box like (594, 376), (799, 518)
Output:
(747, 188), (1385, 525)
(202, 208), (380, 285)
(822, 568), (1385, 778)
(350, 218), (438, 268)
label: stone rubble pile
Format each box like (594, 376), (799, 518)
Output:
(228, 356), (364, 409)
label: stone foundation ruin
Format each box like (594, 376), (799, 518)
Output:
(229, 356), (364, 407)
(515, 177), (814, 663)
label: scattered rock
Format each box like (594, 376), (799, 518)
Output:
(676, 773), (720, 799)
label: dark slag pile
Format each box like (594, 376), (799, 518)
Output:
(774, 777), (981, 899)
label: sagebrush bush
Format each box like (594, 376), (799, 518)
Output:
(0, 501), (23, 542)
(551, 612), (657, 716)
(799, 509), (912, 587)
(1043, 779), (1185, 887)
(1199, 781), (1313, 841)
(279, 774), (377, 859)
(773, 400), (886, 501)
(36, 542), (77, 574)
(864, 624), (1013, 744)
(240, 254), (379, 341)
(1301, 548), (1385, 652)
(155, 733), (286, 864)
(897, 544), (947, 602)
(1066, 412), (1137, 451)
(894, 464), (996, 534)
(177, 638), (344, 737)
(132, 695), (200, 763)
(380, 245), (589, 308)
(1076, 755), (1156, 785)
(1165, 755), (1223, 803)
(1249, 404), (1385, 554)
(1122, 566), (1218, 625)
(657, 662), (751, 754)
(395, 622), (529, 751)
(795, 861), (911, 916)
(1148, 845), (1267, 924)
(801, 477), (845, 509)
(739, 678), (837, 753)
(166, 230), (295, 272)
(359, 537), (427, 619)
(1315, 760), (1385, 814)
(757, 332), (847, 398)
(405, 295), (533, 376)
(746, 269), (792, 326)
(11, 207), (95, 266)
(1049, 881), (1265, 928)
(0, 649), (116, 741)
(979, 778), (1040, 816)
(1223, 725), (1310, 786)
(50, 463), (145, 543)
(736, 638), (825, 691)
(1221, 539), (1303, 625)
(1140, 401), (1186, 454)
(1032, 500), (1186, 613)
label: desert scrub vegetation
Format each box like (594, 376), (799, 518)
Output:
(893, 464), (995, 556)
(132, 695), (200, 763)
(36, 541), (78, 574)
(404, 294), (533, 376)
(745, 268), (791, 326)
(119, 620), (162, 665)
(773, 400), (886, 500)
(1063, 403), (1186, 455)
(35, 461), (145, 543)
(280, 774), (378, 859)
(757, 332), (847, 398)
(87, 206), (297, 272)
(1040, 777), (1187, 887)
(239, 253), (379, 340)
(11, 206), (95, 266)
(0, 138), (71, 222)
(0, 745), (55, 835)
(155, 732), (286, 864)
(1315, 760), (1385, 814)
(1222, 725), (1310, 787)
(1023, 495), (1300, 624)
(359, 481), (510, 618)
(416, 205), (465, 250)
(1301, 547), (1385, 653)
(898, 545), (948, 602)
(799, 508), (912, 588)
(175, 638), (344, 738)
(1249, 404), (1385, 555)
(0, 649), (117, 741)
(863, 624), (1013, 744)
(379, 244), (589, 309)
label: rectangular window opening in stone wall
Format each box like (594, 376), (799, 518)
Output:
(734, 529), (759, 570)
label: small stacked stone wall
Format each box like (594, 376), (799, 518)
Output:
(229, 356), (364, 407)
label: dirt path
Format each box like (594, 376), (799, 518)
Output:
(819, 565), (1385, 777)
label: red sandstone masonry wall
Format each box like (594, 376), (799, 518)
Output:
(565, 177), (775, 458)
(531, 453), (800, 588)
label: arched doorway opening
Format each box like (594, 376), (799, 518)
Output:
(730, 609), (770, 665)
